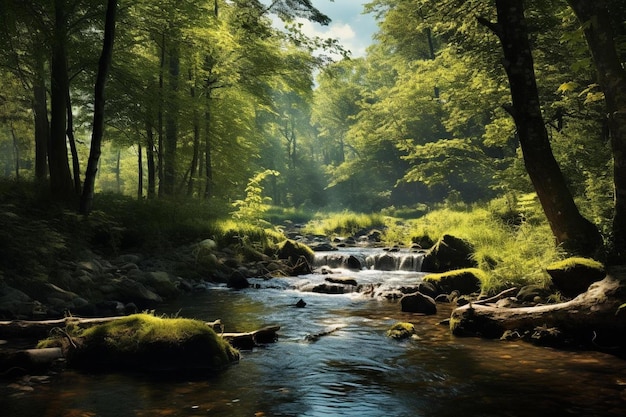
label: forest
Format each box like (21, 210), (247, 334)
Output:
(3, 1), (626, 413)
(0, 0), (624, 255)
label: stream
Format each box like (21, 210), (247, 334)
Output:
(2, 249), (626, 416)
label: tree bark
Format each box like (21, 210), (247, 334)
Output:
(204, 106), (214, 199)
(567, 0), (626, 265)
(162, 45), (179, 196)
(479, 0), (603, 257)
(66, 89), (81, 194)
(137, 141), (143, 199)
(32, 51), (49, 181)
(49, 0), (75, 201)
(79, 0), (117, 214)
(146, 118), (156, 199)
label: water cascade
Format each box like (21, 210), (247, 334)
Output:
(313, 249), (425, 272)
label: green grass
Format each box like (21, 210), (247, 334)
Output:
(302, 211), (387, 237)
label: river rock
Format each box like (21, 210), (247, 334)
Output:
(108, 278), (163, 308)
(421, 234), (477, 273)
(400, 292), (437, 315)
(325, 276), (358, 286)
(546, 257), (606, 299)
(138, 271), (180, 299)
(0, 285), (34, 319)
(227, 271), (249, 290)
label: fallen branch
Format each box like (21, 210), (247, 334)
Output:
(222, 325), (281, 349)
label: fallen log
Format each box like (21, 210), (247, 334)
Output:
(0, 348), (64, 377)
(0, 316), (129, 339)
(450, 271), (626, 352)
(222, 325), (281, 349)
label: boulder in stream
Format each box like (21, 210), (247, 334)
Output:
(545, 257), (606, 299)
(400, 292), (437, 315)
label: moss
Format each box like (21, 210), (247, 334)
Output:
(386, 322), (416, 340)
(276, 239), (315, 264)
(46, 314), (239, 372)
(546, 257), (604, 272)
(423, 268), (487, 295)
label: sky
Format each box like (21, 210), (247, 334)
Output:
(298, 0), (378, 58)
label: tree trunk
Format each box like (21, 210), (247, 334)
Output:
(479, 0), (603, 258)
(49, 0), (75, 201)
(66, 89), (81, 194)
(567, 0), (626, 265)
(32, 51), (49, 181)
(162, 45), (179, 196)
(146, 118), (156, 198)
(10, 123), (20, 179)
(137, 141), (143, 198)
(79, 0), (117, 215)
(157, 33), (165, 197)
(204, 106), (213, 199)
(188, 69), (199, 197)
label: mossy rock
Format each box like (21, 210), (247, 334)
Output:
(386, 322), (416, 340)
(546, 257), (606, 298)
(276, 239), (315, 265)
(423, 268), (486, 295)
(421, 234), (477, 273)
(53, 314), (240, 372)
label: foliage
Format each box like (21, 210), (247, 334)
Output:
(231, 169), (280, 227)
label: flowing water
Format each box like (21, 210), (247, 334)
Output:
(2, 250), (626, 417)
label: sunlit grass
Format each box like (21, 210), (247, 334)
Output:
(302, 211), (387, 237)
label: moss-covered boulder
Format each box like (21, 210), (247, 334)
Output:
(47, 314), (239, 372)
(546, 257), (606, 298)
(276, 239), (315, 265)
(421, 234), (477, 273)
(386, 322), (416, 340)
(422, 268), (486, 295)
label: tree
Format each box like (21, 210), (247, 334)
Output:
(79, 0), (117, 215)
(566, 0), (626, 264)
(477, 0), (603, 257)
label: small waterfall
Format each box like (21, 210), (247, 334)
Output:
(314, 250), (425, 272)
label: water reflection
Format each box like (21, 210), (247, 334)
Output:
(2, 275), (626, 417)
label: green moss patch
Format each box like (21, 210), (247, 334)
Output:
(386, 322), (416, 340)
(276, 239), (315, 264)
(44, 314), (239, 372)
(423, 268), (486, 295)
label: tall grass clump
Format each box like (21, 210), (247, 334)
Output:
(303, 211), (387, 237)
(406, 197), (563, 293)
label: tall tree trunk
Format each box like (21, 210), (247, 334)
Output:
(478, 0), (603, 257)
(79, 0), (117, 215)
(567, 0), (626, 265)
(66, 89), (81, 194)
(204, 106), (213, 199)
(137, 141), (143, 199)
(115, 149), (121, 193)
(157, 33), (166, 197)
(188, 69), (199, 197)
(49, 0), (74, 201)
(145, 118), (156, 199)
(10, 123), (20, 179)
(32, 52), (49, 181)
(162, 45), (179, 196)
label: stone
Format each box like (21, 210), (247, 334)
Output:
(400, 292), (437, 315)
(325, 276), (358, 286)
(421, 234), (477, 273)
(546, 257), (606, 298)
(227, 271), (249, 290)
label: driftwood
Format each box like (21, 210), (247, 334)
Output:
(222, 325), (281, 349)
(451, 272), (626, 351)
(0, 348), (64, 377)
(0, 316), (129, 339)
(472, 287), (519, 305)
